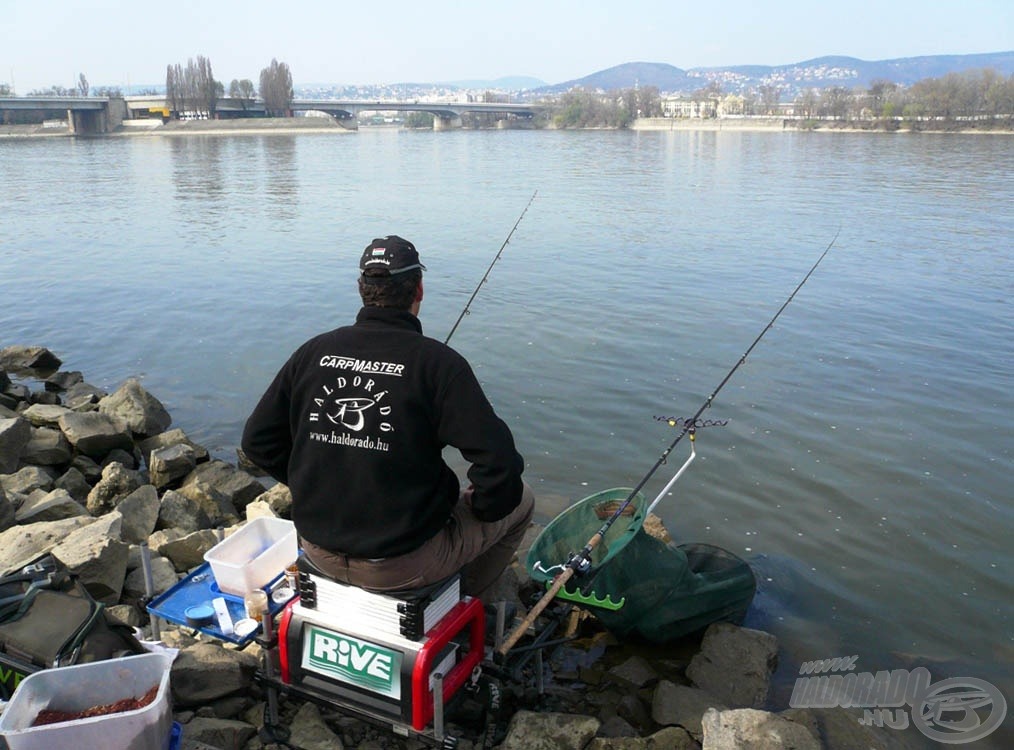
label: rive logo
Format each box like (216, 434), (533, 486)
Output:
(303, 626), (402, 698)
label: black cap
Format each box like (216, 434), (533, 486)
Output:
(359, 235), (427, 276)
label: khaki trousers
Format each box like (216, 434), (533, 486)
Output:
(301, 481), (535, 603)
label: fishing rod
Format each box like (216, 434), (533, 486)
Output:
(444, 190), (538, 345)
(498, 227), (842, 656)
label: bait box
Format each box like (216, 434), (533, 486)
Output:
(0, 652), (174, 750)
(204, 517), (297, 596)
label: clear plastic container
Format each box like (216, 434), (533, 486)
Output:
(0, 652), (174, 750)
(204, 517), (297, 596)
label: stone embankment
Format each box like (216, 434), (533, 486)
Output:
(0, 345), (897, 750)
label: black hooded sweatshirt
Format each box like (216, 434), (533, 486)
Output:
(241, 306), (524, 559)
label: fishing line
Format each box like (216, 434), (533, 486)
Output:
(498, 227), (842, 656)
(444, 190), (538, 345)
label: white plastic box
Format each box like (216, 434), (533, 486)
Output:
(0, 652), (174, 750)
(204, 517), (297, 596)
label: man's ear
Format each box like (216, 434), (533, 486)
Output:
(416, 279), (424, 303)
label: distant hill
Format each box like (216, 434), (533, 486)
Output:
(534, 51), (1014, 97)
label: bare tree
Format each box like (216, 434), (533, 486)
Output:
(229, 78), (257, 110)
(195, 55), (219, 117)
(758, 84), (781, 115)
(260, 59), (294, 117)
(77, 73), (89, 97)
(866, 79), (897, 118)
(819, 86), (853, 120)
(795, 88), (819, 119)
(165, 56), (222, 118)
(166, 65), (179, 116)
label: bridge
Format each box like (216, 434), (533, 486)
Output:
(0, 95), (544, 133)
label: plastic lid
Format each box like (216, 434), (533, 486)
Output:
(272, 586), (295, 604)
(234, 618), (259, 637)
(184, 604), (215, 625)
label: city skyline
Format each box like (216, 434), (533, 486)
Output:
(2, 0), (1012, 94)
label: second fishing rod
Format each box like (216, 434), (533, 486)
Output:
(444, 190), (538, 345)
(498, 227), (842, 656)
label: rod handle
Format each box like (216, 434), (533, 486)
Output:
(497, 532), (602, 656)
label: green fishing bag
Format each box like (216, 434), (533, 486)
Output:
(527, 488), (757, 643)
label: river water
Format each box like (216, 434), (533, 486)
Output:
(2, 128), (1011, 742)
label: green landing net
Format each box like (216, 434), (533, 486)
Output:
(527, 488), (757, 643)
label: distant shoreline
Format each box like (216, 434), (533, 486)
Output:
(2, 115), (1010, 138)
(630, 116), (1014, 134)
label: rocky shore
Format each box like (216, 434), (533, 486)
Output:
(0, 345), (906, 750)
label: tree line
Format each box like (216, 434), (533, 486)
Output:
(786, 69), (1014, 125)
(165, 56), (292, 118)
(3, 56), (293, 121)
(542, 68), (1013, 129)
(4, 64), (1011, 130)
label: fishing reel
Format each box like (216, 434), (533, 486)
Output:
(565, 551), (593, 577)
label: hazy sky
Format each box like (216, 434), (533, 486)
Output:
(2, 0), (1011, 93)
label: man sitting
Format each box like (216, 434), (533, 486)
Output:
(241, 235), (534, 602)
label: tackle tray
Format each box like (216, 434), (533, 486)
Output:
(147, 562), (294, 645)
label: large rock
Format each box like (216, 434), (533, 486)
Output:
(113, 484), (161, 543)
(157, 489), (212, 533)
(99, 378), (172, 438)
(158, 528), (220, 572)
(243, 500), (278, 521)
(179, 460), (266, 516)
(287, 702), (346, 750)
(63, 381), (107, 410)
(149, 443), (196, 488)
(22, 403), (69, 428)
(499, 711), (600, 750)
(587, 726), (697, 750)
(171, 642), (259, 704)
(179, 717), (257, 750)
(20, 426), (73, 465)
(780, 707), (888, 750)
(0, 417), (32, 473)
(58, 410), (133, 458)
(138, 428), (209, 464)
(652, 681), (729, 741)
(14, 487), (89, 524)
(0, 488), (14, 532)
(0, 345), (62, 372)
(0, 465), (56, 496)
(687, 623), (778, 709)
(72, 454), (103, 483)
(701, 707), (819, 750)
(251, 482), (292, 518)
(86, 461), (143, 515)
(0, 516), (95, 575)
(1, 390), (28, 411)
(123, 553), (178, 599)
(44, 370), (83, 392)
(609, 655), (659, 689)
(54, 466), (91, 503)
(52, 514), (129, 603)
